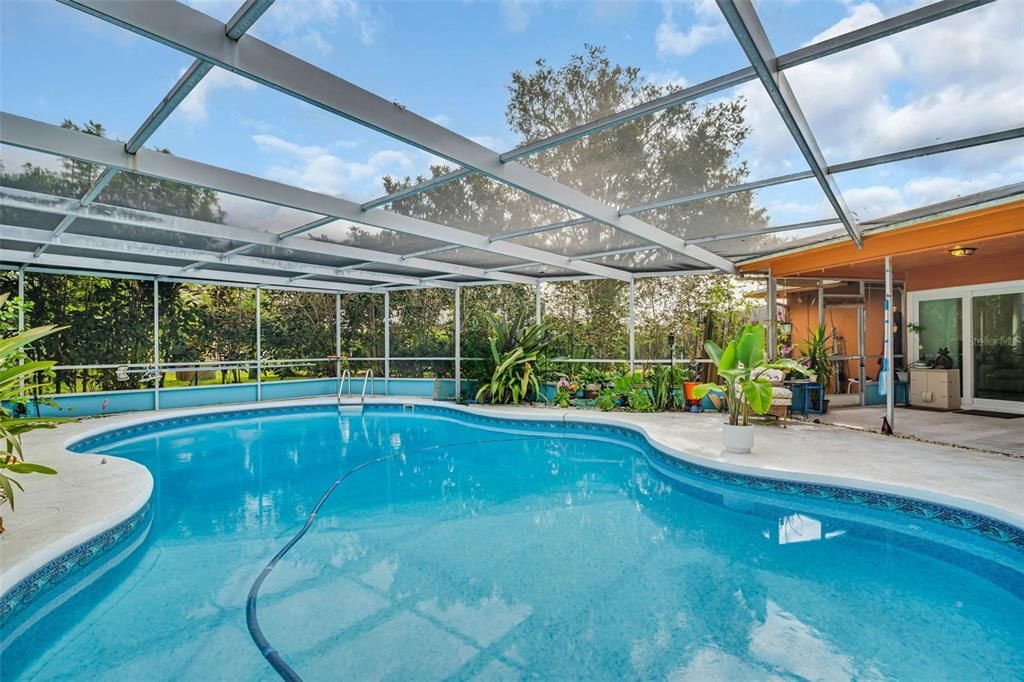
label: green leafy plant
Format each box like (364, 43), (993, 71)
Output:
(800, 324), (834, 391)
(612, 370), (645, 396)
(553, 387), (572, 408)
(596, 388), (618, 411)
(0, 293), (71, 533)
(692, 324), (808, 426)
(475, 312), (563, 405)
(646, 365), (689, 411)
(626, 387), (654, 412)
(578, 366), (604, 386)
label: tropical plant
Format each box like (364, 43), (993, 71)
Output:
(692, 324), (808, 426)
(626, 387), (654, 412)
(475, 313), (562, 404)
(553, 387), (572, 408)
(578, 366), (604, 386)
(800, 324), (834, 392)
(0, 293), (71, 533)
(612, 370), (645, 396)
(596, 388), (618, 412)
(646, 365), (689, 411)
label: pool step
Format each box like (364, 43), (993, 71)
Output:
(337, 399), (363, 414)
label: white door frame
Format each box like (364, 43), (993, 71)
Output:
(908, 279), (1024, 414)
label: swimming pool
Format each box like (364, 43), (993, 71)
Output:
(3, 404), (1023, 680)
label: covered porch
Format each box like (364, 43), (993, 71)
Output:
(741, 196), (1024, 437)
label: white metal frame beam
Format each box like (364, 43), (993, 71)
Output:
(0, 186), (527, 287)
(717, 0), (862, 247)
(28, 0), (276, 263)
(0, 249), (375, 293)
(0, 114), (627, 281)
(59, 0), (732, 272)
(0, 224), (461, 292)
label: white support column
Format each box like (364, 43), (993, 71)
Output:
(335, 291), (342, 394)
(817, 281), (825, 329)
(383, 291), (390, 395)
(534, 282), (542, 325)
(454, 286), (461, 402)
(628, 279), (636, 371)
(16, 269), (25, 331)
(255, 287), (262, 402)
(884, 256), (895, 431)
(767, 269), (778, 359)
(17, 270), (25, 395)
(858, 281), (866, 406)
(153, 278), (160, 411)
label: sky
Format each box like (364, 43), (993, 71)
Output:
(1, 0), (1022, 246)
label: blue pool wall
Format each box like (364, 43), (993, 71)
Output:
(20, 378), (460, 418)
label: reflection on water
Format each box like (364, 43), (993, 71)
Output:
(3, 408), (1022, 681)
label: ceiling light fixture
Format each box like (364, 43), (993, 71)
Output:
(948, 246), (977, 257)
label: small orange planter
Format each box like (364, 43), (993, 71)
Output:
(683, 381), (700, 404)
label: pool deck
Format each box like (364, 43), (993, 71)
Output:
(819, 405), (1024, 457)
(3, 397), (1023, 596)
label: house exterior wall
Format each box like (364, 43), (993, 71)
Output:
(780, 247), (1022, 392)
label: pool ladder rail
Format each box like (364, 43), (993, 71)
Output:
(338, 369), (374, 413)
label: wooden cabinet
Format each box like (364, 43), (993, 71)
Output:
(909, 369), (961, 410)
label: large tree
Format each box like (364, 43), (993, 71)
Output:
(362, 46), (762, 360)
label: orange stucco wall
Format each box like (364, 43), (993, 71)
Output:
(784, 286), (889, 393)
(780, 247), (1022, 393)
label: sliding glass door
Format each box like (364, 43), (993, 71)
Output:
(972, 291), (1024, 406)
(910, 281), (1024, 413)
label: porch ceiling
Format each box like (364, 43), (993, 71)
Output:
(739, 199), (1024, 279)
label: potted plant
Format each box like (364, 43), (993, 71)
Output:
(554, 377), (573, 408)
(579, 366), (603, 399)
(800, 324), (833, 412)
(693, 324), (808, 453)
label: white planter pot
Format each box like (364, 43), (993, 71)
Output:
(722, 423), (755, 454)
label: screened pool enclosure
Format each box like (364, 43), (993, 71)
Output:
(1, 0), (1021, 413)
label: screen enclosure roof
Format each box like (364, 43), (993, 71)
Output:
(1, 0), (1021, 293)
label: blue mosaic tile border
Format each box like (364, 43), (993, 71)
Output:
(69, 402), (1024, 553)
(0, 502), (151, 627)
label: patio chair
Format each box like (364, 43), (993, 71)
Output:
(760, 368), (792, 427)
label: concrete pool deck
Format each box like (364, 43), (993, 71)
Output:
(3, 397), (1023, 597)
(819, 405), (1024, 458)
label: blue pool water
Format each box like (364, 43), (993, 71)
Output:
(3, 405), (1023, 680)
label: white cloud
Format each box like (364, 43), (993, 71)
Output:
(177, 67), (257, 124)
(252, 134), (326, 158)
(500, 0), (539, 32)
(719, 0), (1024, 187)
(789, 1), (1023, 162)
(264, 0), (382, 52)
(646, 70), (689, 91)
(655, 0), (729, 57)
(252, 133), (429, 200)
(430, 114), (453, 127)
(807, 2), (886, 43)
